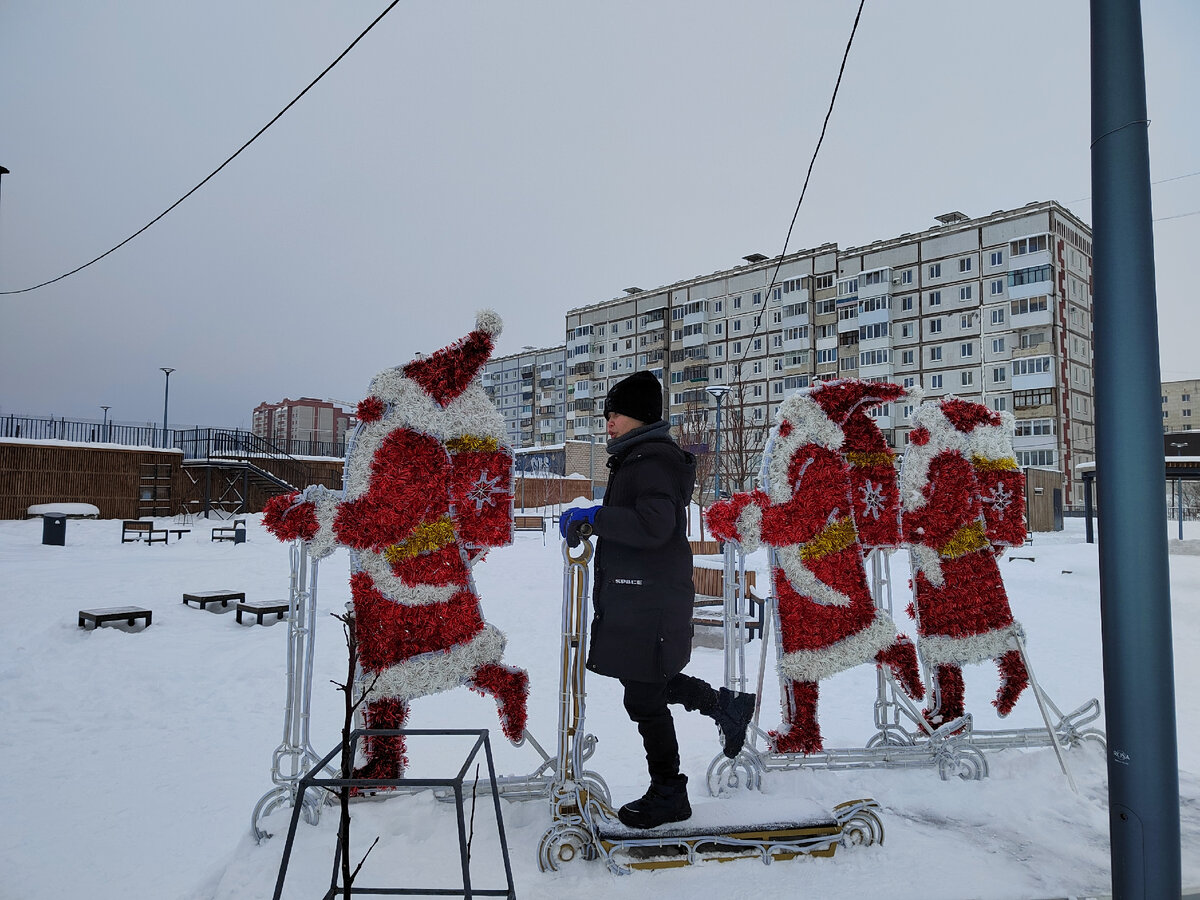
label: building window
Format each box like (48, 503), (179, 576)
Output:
(1011, 235), (1048, 256)
(929, 318), (943, 334)
(990, 250), (1004, 266)
(901, 296), (914, 311)
(960, 257), (973, 272)
(901, 270), (913, 284)
(816, 348), (837, 364)
(1011, 295), (1050, 316)
(961, 371), (974, 386)
(959, 285), (973, 301)
(960, 342), (974, 358)
(902, 350), (915, 365)
(990, 279), (1004, 295)
(900, 323), (914, 338)
(991, 308), (1005, 325)
(960, 314), (973, 329)
(1185, 394), (1192, 402)
(929, 291), (942, 307)
(930, 346), (943, 362)
(713, 299), (723, 313)
(992, 366), (1007, 384)
(733, 296), (742, 309)
(753, 292), (763, 304)
(929, 263), (942, 278)
(930, 374), (944, 389)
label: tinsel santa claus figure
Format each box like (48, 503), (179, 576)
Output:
(899, 395), (1028, 727)
(706, 380), (923, 754)
(263, 310), (528, 779)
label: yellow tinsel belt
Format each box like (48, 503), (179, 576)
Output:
(384, 517), (456, 563)
(938, 520), (991, 559)
(800, 516), (858, 562)
(845, 450), (895, 467)
(446, 435), (499, 454)
(971, 454), (1018, 473)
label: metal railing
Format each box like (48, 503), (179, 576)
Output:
(175, 428), (312, 491)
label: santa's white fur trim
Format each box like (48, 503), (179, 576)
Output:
(299, 484), (342, 560)
(777, 612), (899, 683)
(763, 393), (846, 503)
(917, 623), (1025, 668)
(475, 309), (503, 337)
(362, 625), (507, 701)
(735, 502), (764, 553)
(774, 545), (854, 607)
(353, 549), (462, 606)
(907, 544), (946, 587)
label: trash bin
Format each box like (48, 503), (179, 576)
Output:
(42, 514), (66, 546)
(234, 526), (246, 545)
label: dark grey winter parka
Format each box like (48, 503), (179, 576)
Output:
(585, 423), (696, 683)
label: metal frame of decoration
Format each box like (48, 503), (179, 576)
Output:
(539, 539), (884, 875)
(705, 539), (1105, 796)
(252, 540), (337, 841)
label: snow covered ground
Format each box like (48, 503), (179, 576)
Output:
(1, 513), (1197, 899)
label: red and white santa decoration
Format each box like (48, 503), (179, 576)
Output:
(899, 395), (1028, 726)
(707, 379), (923, 754)
(263, 310), (528, 779)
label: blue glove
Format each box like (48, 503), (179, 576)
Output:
(559, 505), (600, 547)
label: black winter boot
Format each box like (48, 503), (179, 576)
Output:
(617, 775), (691, 829)
(712, 688), (757, 759)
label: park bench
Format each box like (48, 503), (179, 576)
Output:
(514, 515), (547, 545)
(236, 599), (290, 625)
(692, 566), (764, 642)
(182, 590), (245, 610)
(78, 606), (152, 630)
(211, 519), (247, 542)
(122, 520), (168, 544)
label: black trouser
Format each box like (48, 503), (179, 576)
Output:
(620, 673), (718, 781)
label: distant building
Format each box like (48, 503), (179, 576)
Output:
(252, 397), (352, 457)
(481, 346), (568, 447)
(1161, 379), (1200, 433)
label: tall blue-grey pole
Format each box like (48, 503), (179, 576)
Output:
(707, 384), (732, 500)
(1090, 1), (1181, 896)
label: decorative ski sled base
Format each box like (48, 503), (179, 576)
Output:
(539, 795), (883, 874)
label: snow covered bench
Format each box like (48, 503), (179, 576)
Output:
(122, 520), (168, 544)
(79, 606), (152, 630)
(514, 515), (547, 544)
(211, 519), (246, 542)
(182, 590), (245, 610)
(236, 599), (289, 625)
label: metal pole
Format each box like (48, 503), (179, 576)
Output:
(160, 367), (175, 449)
(1090, 1), (1181, 895)
(101, 406), (110, 442)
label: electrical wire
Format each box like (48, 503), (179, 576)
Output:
(1067, 169), (1200, 204)
(721, 0), (865, 388)
(0, 0), (402, 296)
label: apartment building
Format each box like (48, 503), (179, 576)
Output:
(558, 201), (1095, 507)
(1162, 379), (1200, 433)
(481, 346), (568, 447)
(251, 397), (353, 456)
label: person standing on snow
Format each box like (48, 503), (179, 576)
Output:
(559, 370), (756, 830)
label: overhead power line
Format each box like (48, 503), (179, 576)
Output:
(0, 0), (402, 296)
(734, 0), (866, 368)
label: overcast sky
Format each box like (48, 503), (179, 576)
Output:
(1, 1), (1197, 430)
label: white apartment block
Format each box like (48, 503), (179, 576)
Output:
(1161, 379), (1200, 434)
(559, 201), (1095, 508)
(481, 346), (568, 447)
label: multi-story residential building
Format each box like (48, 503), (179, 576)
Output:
(251, 397), (352, 456)
(558, 201), (1095, 508)
(481, 346), (568, 447)
(1161, 379), (1200, 433)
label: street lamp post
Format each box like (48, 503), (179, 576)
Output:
(160, 368), (175, 449)
(1171, 441), (1187, 540)
(101, 406), (110, 442)
(706, 385), (732, 501)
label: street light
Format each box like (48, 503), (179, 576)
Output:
(160, 368), (175, 448)
(100, 406), (110, 442)
(706, 384), (733, 500)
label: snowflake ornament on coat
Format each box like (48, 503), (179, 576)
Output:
(706, 380), (923, 754)
(899, 396), (1028, 726)
(262, 310), (528, 780)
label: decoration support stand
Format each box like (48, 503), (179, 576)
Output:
(706, 541), (1103, 796)
(252, 540), (335, 841)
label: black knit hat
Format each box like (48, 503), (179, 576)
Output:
(603, 371), (663, 424)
